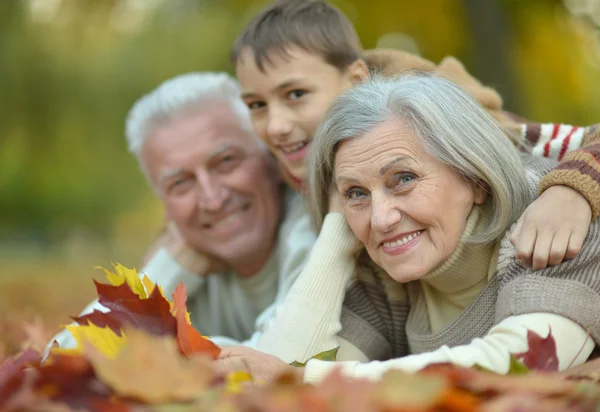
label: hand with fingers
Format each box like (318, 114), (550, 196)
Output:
(510, 185), (592, 270)
(214, 346), (303, 385)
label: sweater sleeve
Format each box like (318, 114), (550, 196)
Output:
(529, 124), (600, 219)
(303, 313), (595, 384)
(256, 213), (360, 363)
(44, 248), (206, 354)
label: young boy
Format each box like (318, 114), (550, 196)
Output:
(231, 0), (599, 270)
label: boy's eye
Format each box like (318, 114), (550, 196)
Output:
(287, 89), (307, 100)
(247, 101), (266, 111)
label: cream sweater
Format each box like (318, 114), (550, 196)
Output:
(256, 160), (598, 383)
(49, 188), (317, 350)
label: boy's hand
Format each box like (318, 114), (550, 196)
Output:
(511, 185), (592, 270)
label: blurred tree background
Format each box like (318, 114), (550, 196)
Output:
(0, 0), (599, 339)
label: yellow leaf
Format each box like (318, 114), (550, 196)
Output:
(96, 263), (148, 298)
(225, 371), (253, 393)
(51, 323), (127, 359)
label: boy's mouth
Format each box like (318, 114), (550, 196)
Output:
(277, 140), (311, 163)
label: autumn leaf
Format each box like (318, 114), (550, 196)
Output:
(516, 329), (559, 372)
(0, 347), (41, 403)
(50, 323), (127, 359)
(225, 371), (253, 394)
(375, 369), (449, 410)
(35, 353), (131, 411)
(98, 263), (149, 299)
(290, 347), (339, 367)
(171, 283), (220, 359)
(73, 280), (177, 337)
(88, 327), (215, 404)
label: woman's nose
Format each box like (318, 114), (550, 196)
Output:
(370, 193), (402, 233)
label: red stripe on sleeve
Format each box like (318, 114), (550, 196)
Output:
(558, 126), (579, 161)
(543, 123), (562, 157)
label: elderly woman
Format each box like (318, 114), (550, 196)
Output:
(216, 74), (600, 384)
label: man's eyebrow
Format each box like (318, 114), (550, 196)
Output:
(380, 156), (413, 175)
(158, 168), (184, 184)
(241, 77), (309, 100)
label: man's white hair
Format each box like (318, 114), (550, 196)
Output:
(125, 72), (256, 161)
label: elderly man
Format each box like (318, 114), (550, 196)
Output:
(52, 72), (316, 349)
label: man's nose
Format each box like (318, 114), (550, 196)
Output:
(370, 192), (402, 233)
(196, 174), (230, 213)
(266, 106), (294, 143)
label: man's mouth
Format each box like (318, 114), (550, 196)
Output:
(203, 203), (251, 230)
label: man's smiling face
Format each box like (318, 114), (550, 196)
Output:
(141, 101), (282, 275)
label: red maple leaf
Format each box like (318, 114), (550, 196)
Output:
(515, 329), (559, 372)
(171, 283), (221, 359)
(73, 280), (177, 337)
(35, 353), (132, 411)
(0, 347), (41, 403)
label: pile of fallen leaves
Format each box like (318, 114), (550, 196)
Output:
(1, 265), (600, 411)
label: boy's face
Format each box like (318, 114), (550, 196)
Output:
(236, 46), (364, 183)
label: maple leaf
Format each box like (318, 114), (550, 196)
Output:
(87, 327), (215, 404)
(74, 280), (177, 337)
(171, 283), (220, 359)
(99, 263), (149, 299)
(516, 329), (559, 372)
(51, 323), (127, 359)
(35, 353), (131, 411)
(0, 347), (41, 403)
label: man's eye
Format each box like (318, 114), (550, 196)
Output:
(288, 89), (307, 100)
(247, 101), (266, 110)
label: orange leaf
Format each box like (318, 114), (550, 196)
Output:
(171, 283), (221, 359)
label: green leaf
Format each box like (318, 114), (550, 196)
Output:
(508, 354), (530, 375)
(290, 347), (339, 367)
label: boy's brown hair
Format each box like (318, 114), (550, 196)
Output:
(232, 0), (363, 72)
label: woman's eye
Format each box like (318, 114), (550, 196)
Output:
(247, 101), (266, 111)
(287, 89), (307, 100)
(394, 173), (416, 185)
(346, 188), (366, 200)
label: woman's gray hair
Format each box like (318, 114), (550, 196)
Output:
(125, 72), (257, 161)
(308, 73), (531, 243)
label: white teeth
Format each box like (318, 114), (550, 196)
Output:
(382, 231), (421, 248)
(280, 141), (308, 154)
(213, 212), (240, 228)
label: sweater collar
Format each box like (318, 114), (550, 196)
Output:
(421, 204), (498, 294)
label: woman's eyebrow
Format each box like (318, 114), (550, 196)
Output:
(379, 156), (413, 175)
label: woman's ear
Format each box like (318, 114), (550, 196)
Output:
(347, 58), (370, 85)
(472, 181), (488, 205)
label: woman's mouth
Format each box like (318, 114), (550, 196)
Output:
(381, 230), (423, 256)
(277, 140), (310, 163)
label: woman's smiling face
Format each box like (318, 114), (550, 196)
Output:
(335, 117), (486, 282)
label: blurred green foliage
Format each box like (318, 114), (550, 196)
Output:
(0, 0), (598, 267)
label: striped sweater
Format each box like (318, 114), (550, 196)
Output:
(364, 49), (600, 218)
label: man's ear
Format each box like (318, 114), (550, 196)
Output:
(346, 58), (370, 85)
